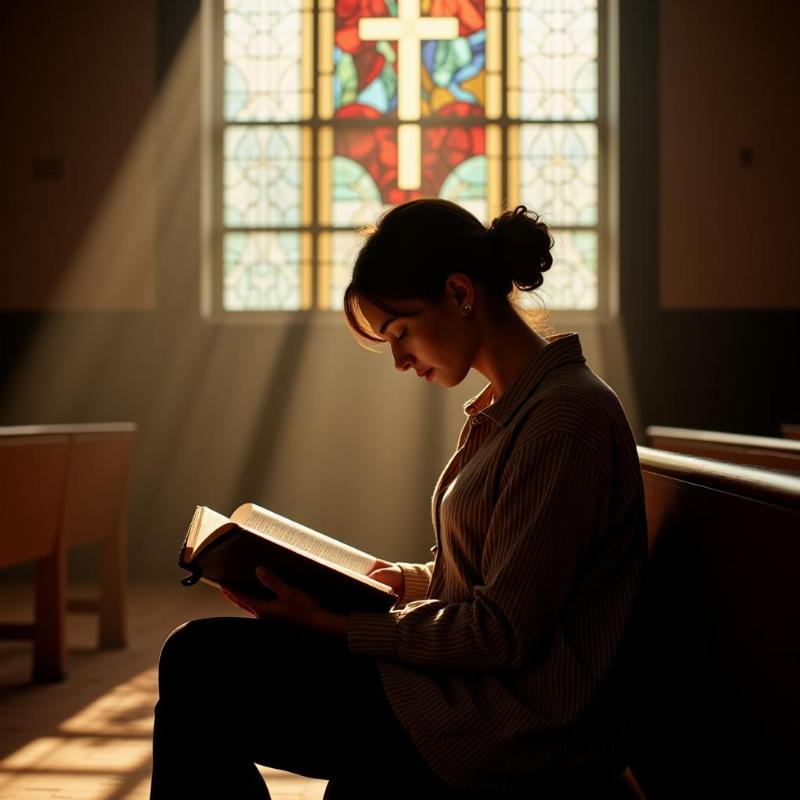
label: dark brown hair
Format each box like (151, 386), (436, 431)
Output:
(343, 199), (553, 342)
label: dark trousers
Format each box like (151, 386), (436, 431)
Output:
(151, 615), (629, 799)
(150, 615), (456, 799)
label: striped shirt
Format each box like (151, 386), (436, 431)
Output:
(347, 333), (647, 795)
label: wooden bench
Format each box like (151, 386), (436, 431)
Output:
(623, 447), (800, 796)
(334, 447), (799, 797)
(0, 423), (136, 681)
(646, 425), (800, 473)
(781, 423), (800, 441)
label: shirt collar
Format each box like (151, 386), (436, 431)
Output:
(462, 333), (586, 426)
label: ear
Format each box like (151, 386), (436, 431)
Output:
(444, 273), (475, 312)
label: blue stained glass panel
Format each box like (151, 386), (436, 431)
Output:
(438, 154), (487, 223)
(326, 231), (365, 311)
(224, 0), (305, 122)
(518, 123), (597, 226)
(518, 0), (598, 120)
(516, 229), (597, 310)
(331, 155), (387, 227)
(224, 232), (302, 310)
(224, 126), (302, 227)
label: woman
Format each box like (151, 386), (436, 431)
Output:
(151, 200), (647, 799)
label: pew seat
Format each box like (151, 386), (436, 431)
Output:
(646, 424), (800, 472)
(0, 423), (136, 681)
(626, 446), (800, 797)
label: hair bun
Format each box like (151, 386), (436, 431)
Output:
(488, 205), (553, 292)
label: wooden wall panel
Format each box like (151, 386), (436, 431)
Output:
(0, 1), (156, 310)
(659, 0), (800, 309)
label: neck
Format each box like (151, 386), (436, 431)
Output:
(471, 308), (549, 399)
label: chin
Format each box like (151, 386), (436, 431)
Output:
(442, 368), (470, 388)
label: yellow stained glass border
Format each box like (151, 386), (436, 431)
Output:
(486, 123), (502, 221)
(506, 3), (520, 119)
(300, 232), (313, 309)
(486, 1), (502, 120)
(318, 1), (335, 119)
(507, 124), (520, 210)
(318, 126), (334, 226)
(302, 1), (314, 119)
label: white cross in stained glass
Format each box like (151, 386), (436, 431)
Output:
(358, 0), (458, 190)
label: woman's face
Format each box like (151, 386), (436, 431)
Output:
(358, 293), (479, 388)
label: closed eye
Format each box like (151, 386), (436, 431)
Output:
(385, 326), (407, 343)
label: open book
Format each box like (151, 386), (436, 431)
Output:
(179, 503), (398, 613)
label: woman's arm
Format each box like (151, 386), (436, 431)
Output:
(396, 561), (434, 604)
(368, 556), (435, 606)
(347, 432), (610, 670)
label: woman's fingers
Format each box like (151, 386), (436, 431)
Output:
(254, 565), (287, 599)
(368, 565), (404, 593)
(221, 573), (344, 637)
(220, 587), (255, 616)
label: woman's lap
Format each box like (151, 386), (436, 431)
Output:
(155, 615), (440, 785)
(154, 616), (626, 799)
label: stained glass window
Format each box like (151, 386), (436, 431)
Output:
(209, 0), (604, 313)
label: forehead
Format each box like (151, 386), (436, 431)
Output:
(357, 295), (422, 337)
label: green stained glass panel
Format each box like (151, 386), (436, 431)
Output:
(518, 123), (597, 226)
(224, 232), (303, 310)
(519, 0), (597, 120)
(224, 126), (302, 227)
(517, 229), (597, 310)
(224, 0), (305, 122)
(438, 155), (487, 223)
(331, 155), (387, 228)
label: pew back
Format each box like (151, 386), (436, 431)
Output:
(0, 423), (136, 679)
(0, 434), (71, 568)
(628, 447), (800, 797)
(61, 430), (136, 549)
(646, 425), (800, 472)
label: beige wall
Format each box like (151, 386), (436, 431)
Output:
(659, 0), (800, 309)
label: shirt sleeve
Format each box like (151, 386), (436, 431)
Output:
(396, 561), (434, 605)
(347, 432), (609, 669)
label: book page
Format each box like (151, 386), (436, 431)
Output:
(230, 503), (376, 575)
(182, 506), (233, 560)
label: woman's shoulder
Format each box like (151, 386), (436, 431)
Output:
(512, 363), (635, 455)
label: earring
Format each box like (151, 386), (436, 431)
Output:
(461, 304), (472, 315)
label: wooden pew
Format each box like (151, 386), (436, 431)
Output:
(624, 447), (800, 797)
(646, 425), (800, 473)
(0, 433), (72, 681)
(0, 423), (136, 681)
(781, 423), (800, 441)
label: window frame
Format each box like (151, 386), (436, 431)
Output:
(200, 0), (618, 326)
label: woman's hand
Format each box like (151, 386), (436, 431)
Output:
(219, 566), (348, 638)
(368, 558), (404, 599)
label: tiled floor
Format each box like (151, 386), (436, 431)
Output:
(0, 582), (327, 800)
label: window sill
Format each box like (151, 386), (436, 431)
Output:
(200, 307), (614, 328)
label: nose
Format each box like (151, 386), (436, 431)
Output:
(391, 341), (414, 372)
